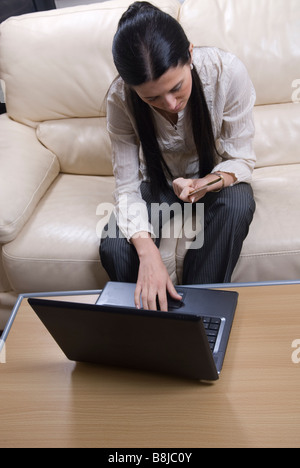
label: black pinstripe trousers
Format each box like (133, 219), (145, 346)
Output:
(99, 182), (255, 284)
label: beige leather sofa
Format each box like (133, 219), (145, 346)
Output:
(0, 0), (300, 328)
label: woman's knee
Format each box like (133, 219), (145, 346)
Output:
(219, 183), (255, 226)
(99, 235), (139, 282)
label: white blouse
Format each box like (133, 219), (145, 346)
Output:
(106, 47), (256, 241)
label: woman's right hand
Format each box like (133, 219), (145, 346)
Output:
(172, 177), (195, 201)
(131, 232), (182, 311)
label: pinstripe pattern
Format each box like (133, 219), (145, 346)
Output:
(99, 182), (255, 284)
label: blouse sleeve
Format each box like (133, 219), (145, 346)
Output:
(106, 83), (155, 242)
(212, 55), (257, 183)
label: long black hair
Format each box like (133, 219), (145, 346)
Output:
(112, 1), (217, 195)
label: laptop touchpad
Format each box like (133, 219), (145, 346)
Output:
(167, 291), (186, 310)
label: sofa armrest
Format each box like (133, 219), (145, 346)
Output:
(0, 115), (60, 243)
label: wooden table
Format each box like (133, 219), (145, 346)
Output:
(1, 283), (300, 448)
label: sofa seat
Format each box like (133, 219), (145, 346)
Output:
(3, 174), (114, 292)
(4, 159), (300, 293)
(232, 164), (300, 282)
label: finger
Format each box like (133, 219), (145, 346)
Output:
(142, 288), (158, 310)
(180, 185), (194, 202)
(173, 178), (193, 199)
(134, 284), (142, 309)
(172, 179), (182, 197)
(147, 288), (158, 311)
(188, 191), (205, 204)
(157, 289), (168, 312)
(141, 290), (149, 310)
(167, 280), (183, 301)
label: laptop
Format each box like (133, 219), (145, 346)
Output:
(28, 282), (238, 381)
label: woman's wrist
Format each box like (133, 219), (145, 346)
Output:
(131, 232), (158, 258)
(211, 172), (225, 192)
(209, 171), (236, 191)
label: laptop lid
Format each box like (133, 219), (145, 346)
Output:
(97, 282), (238, 375)
(28, 285), (238, 381)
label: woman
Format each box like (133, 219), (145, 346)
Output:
(100, 1), (256, 311)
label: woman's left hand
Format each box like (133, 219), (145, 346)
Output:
(173, 173), (235, 203)
(172, 176), (211, 203)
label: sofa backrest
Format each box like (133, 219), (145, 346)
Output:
(180, 0), (300, 169)
(1, 0), (299, 174)
(0, 0), (180, 175)
(0, 0), (180, 125)
(180, 0), (299, 107)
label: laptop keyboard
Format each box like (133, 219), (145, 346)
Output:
(202, 316), (221, 352)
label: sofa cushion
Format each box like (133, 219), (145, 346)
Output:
(179, 0), (300, 106)
(253, 103), (300, 168)
(232, 164), (300, 282)
(2, 174), (115, 292)
(0, 114), (60, 243)
(166, 164), (300, 284)
(0, 0), (180, 127)
(0, 248), (11, 293)
(36, 117), (113, 175)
